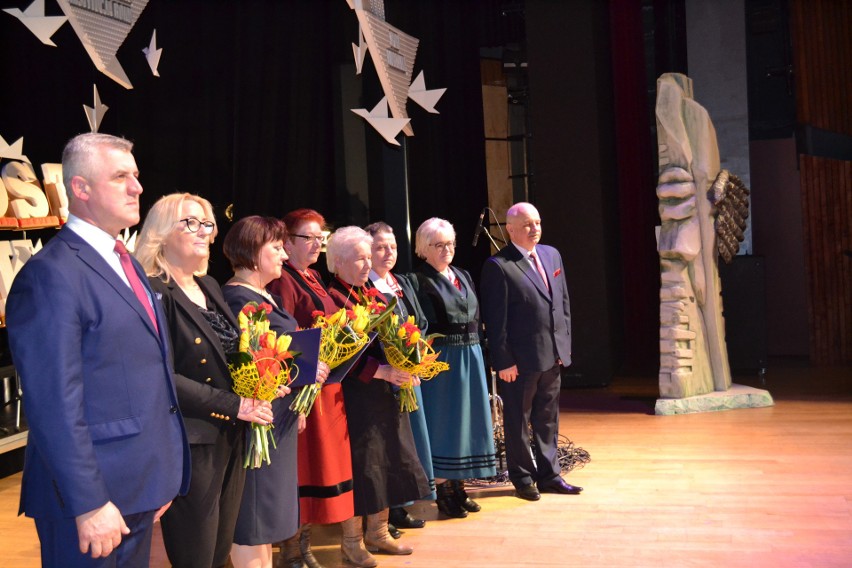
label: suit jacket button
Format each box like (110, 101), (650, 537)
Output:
(170, 405), (178, 414)
(200, 358), (207, 364)
(205, 377), (212, 383)
(194, 337), (202, 344)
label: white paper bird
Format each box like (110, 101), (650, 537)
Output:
(120, 228), (138, 252)
(142, 29), (162, 77)
(0, 134), (30, 163)
(83, 85), (108, 133)
(407, 71), (446, 114)
(351, 97), (410, 146)
(3, 0), (67, 47)
(352, 27), (367, 75)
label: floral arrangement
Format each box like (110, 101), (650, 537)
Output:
(375, 310), (449, 412)
(228, 302), (297, 468)
(291, 289), (397, 415)
(352, 288), (450, 411)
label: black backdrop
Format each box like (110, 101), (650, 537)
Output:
(0, 0), (494, 282)
(1, 0), (675, 386)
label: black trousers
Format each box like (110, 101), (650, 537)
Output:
(499, 363), (562, 488)
(161, 425), (245, 568)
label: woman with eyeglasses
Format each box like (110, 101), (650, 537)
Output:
(410, 217), (497, 519)
(268, 209), (354, 568)
(135, 194), (276, 568)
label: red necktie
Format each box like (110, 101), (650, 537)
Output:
(529, 251), (550, 292)
(114, 240), (159, 332)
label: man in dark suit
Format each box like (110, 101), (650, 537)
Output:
(480, 202), (582, 501)
(6, 133), (190, 567)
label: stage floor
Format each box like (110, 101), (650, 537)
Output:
(1, 361), (850, 567)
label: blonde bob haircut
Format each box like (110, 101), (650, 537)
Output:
(326, 226), (372, 275)
(414, 217), (455, 259)
(135, 192), (217, 281)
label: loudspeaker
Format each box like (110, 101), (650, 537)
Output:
(718, 255), (768, 372)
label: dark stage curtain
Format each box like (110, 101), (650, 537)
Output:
(0, 0), (490, 282)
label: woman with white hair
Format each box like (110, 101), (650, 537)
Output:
(410, 217), (497, 518)
(325, 226), (430, 568)
(135, 193), (276, 568)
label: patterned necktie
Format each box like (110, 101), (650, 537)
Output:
(529, 250), (550, 292)
(114, 240), (159, 332)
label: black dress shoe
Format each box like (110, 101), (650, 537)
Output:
(387, 523), (402, 539)
(538, 477), (583, 495)
(515, 484), (541, 501)
(389, 507), (426, 529)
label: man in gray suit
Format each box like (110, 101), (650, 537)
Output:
(480, 202), (582, 501)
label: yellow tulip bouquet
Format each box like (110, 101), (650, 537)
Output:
(291, 293), (393, 416)
(374, 310), (449, 412)
(228, 302), (298, 468)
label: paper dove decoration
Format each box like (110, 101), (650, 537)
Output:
(3, 0), (67, 47)
(142, 29), (162, 77)
(352, 27), (367, 75)
(351, 97), (410, 146)
(407, 70), (446, 114)
(0, 135), (30, 164)
(83, 85), (108, 133)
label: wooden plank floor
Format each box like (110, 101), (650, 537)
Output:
(1, 363), (850, 567)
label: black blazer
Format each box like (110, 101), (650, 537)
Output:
(150, 274), (242, 445)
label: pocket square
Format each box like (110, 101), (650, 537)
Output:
(553, 268), (562, 278)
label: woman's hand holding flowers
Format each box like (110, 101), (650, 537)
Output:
(375, 365), (419, 387)
(237, 397), (274, 425)
(316, 361), (330, 384)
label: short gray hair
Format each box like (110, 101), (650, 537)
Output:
(414, 217), (455, 259)
(62, 133), (134, 199)
(326, 226), (372, 274)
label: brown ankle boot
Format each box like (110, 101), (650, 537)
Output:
(299, 524), (324, 568)
(364, 509), (413, 555)
(340, 516), (377, 567)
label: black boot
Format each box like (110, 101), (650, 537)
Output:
(450, 479), (481, 513)
(436, 481), (468, 518)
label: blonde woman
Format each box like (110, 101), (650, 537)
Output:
(135, 193), (275, 568)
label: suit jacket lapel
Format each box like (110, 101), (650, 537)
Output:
(509, 247), (550, 300)
(168, 278), (229, 363)
(60, 229), (162, 339)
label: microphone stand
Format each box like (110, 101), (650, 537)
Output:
(474, 207), (507, 251)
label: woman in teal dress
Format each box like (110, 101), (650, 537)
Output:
(410, 217), (497, 519)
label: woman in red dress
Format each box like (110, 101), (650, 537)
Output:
(268, 209), (354, 568)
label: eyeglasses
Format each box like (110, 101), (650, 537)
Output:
(179, 217), (215, 235)
(292, 234), (325, 245)
(431, 241), (456, 250)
